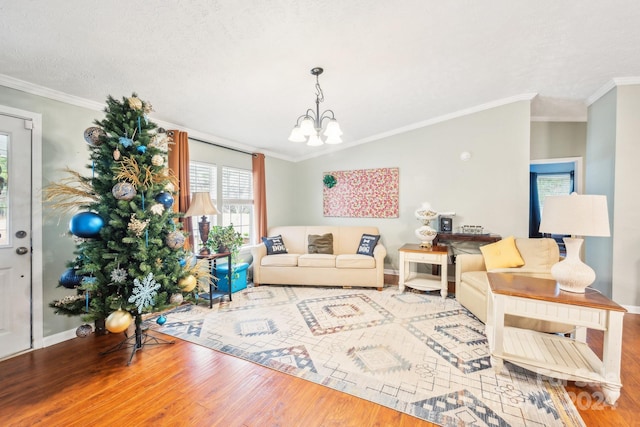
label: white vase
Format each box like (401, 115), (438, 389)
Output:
(415, 225), (437, 248)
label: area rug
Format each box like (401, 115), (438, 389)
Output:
(147, 285), (584, 427)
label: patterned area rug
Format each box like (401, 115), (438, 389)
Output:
(147, 285), (584, 427)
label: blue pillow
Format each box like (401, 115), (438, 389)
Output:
(357, 234), (380, 256)
(262, 235), (288, 255)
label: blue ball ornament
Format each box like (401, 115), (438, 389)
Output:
(59, 268), (83, 289)
(155, 192), (174, 209)
(69, 212), (104, 238)
(179, 258), (187, 267)
(156, 315), (167, 326)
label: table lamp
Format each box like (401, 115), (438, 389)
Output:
(184, 192), (220, 255)
(538, 193), (610, 293)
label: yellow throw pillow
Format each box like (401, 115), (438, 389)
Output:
(479, 236), (525, 271)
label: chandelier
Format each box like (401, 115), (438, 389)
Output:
(288, 67), (343, 146)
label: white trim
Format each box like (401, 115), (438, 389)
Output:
(530, 156), (583, 194)
(42, 327), (79, 347)
(0, 73), (294, 162)
(0, 105), (44, 351)
(587, 77), (640, 106)
(0, 74), (105, 112)
(623, 305), (640, 315)
(296, 93), (538, 162)
(530, 115), (587, 123)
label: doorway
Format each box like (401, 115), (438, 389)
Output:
(0, 106), (43, 360)
(529, 157), (583, 253)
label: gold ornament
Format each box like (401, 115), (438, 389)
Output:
(128, 96), (143, 111)
(128, 213), (150, 237)
(113, 148), (121, 160)
(105, 309), (133, 333)
(149, 133), (168, 152)
(151, 154), (165, 166)
(149, 203), (165, 215)
(164, 182), (175, 192)
(179, 275), (197, 292)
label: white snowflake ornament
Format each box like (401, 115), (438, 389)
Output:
(128, 272), (161, 314)
(111, 267), (127, 284)
(150, 203), (165, 215)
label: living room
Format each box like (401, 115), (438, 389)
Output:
(1, 2), (640, 426)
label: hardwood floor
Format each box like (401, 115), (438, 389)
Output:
(1, 313), (639, 426)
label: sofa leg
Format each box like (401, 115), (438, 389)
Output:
(253, 282), (260, 287)
(377, 287), (382, 291)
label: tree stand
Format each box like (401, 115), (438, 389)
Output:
(101, 314), (174, 365)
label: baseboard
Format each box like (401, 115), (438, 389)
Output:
(42, 327), (82, 347)
(623, 305), (640, 315)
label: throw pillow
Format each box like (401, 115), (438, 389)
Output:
(357, 233), (380, 256)
(479, 236), (525, 271)
(308, 233), (334, 254)
(261, 235), (288, 255)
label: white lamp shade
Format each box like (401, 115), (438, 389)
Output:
(184, 192), (219, 216)
(299, 117), (315, 136)
(323, 119), (343, 137)
(288, 126), (306, 142)
(539, 193), (610, 237)
(324, 135), (343, 145)
(306, 134), (323, 146)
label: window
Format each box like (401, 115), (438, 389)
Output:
(188, 161), (253, 252)
(536, 173), (573, 215)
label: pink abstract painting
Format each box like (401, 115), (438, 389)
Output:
(323, 167), (399, 218)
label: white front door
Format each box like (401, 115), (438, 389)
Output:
(0, 113), (33, 359)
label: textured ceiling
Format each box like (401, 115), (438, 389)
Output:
(2, 1), (640, 161)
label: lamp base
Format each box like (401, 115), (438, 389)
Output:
(551, 237), (595, 293)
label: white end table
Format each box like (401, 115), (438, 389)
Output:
(398, 244), (449, 299)
(486, 272), (626, 405)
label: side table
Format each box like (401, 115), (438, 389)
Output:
(196, 252), (233, 308)
(486, 272), (626, 405)
(398, 244), (449, 299)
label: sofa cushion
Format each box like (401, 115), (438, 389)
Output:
(336, 254), (376, 269)
(260, 253), (299, 267)
(262, 235), (288, 255)
(308, 233), (334, 254)
(356, 234), (380, 256)
(480, 236), (525, 271)
(298, 254), (336, 267)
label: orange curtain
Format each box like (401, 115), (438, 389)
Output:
(168, 130), (193, 250)
(252, 153), (267, 241)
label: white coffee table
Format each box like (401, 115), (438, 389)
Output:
(486, 272), (626, 405)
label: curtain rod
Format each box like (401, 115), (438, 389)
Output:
(188, 136), (254, 156)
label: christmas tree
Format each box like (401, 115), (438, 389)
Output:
(48, 94), (203, 361)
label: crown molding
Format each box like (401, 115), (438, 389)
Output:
(0, 74), (294, 162)
(0, 73), (105, 111)
(295, 93), (538, 162)
(587, 77), (640, 106)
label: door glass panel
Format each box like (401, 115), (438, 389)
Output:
(0, 134), (8, 246)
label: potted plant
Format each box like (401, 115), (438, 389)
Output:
(206, 224), (244, 263)
(206, 224), (248, 293)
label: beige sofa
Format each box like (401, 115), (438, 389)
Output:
(251, 226), (386, 289)
(455, 237), (572, 333)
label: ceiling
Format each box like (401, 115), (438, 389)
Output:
(2, 1), (640, 161)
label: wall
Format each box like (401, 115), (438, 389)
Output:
(288, 101), (532, 271)
(611, 85), (640, 306)
(585, 89), (617, 297)
(530, 122), (587, 160)
(0, 85), (101, 336)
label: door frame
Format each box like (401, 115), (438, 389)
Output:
(530, 156), (584, 194)
(0, 104), (43, 351)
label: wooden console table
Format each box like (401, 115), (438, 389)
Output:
(398, 244), (448, 299)
(433, 233), (501, 246)
(486, 272), (626, 405)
